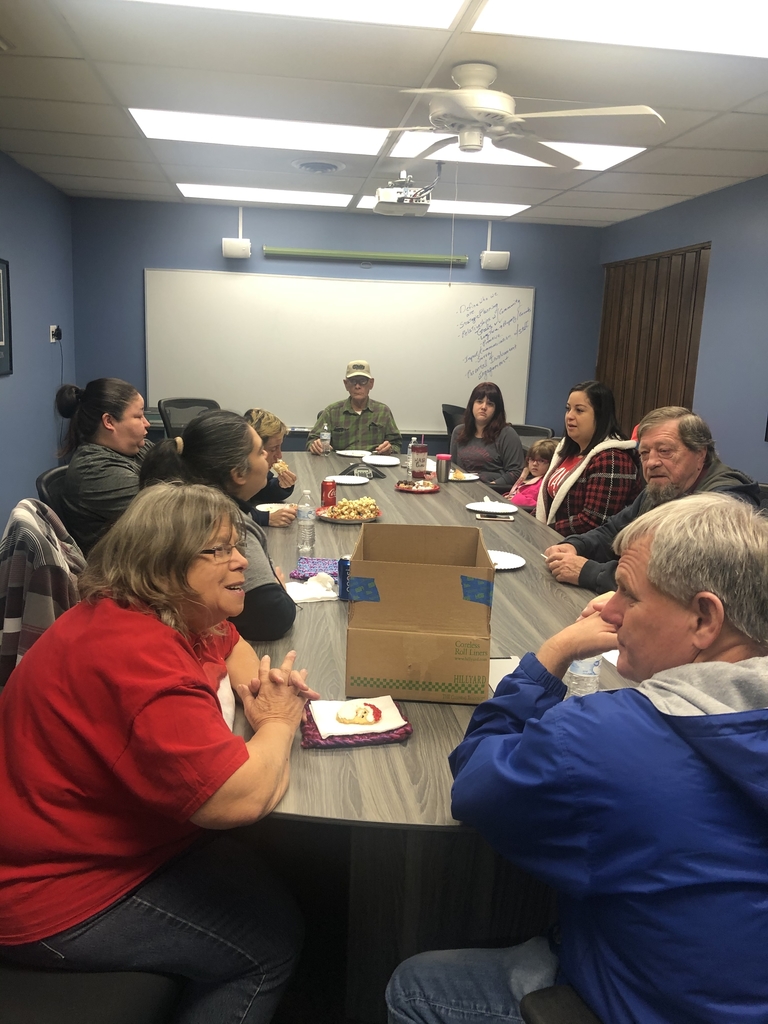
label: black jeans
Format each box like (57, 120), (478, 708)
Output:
(0, 834), (303, 1024)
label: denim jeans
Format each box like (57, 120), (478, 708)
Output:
(386, 938), (559, 1024)
(0, 834), (303, 1024)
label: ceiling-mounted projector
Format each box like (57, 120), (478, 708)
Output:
(374, 172), (430, 216)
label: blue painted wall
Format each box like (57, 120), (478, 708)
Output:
(0, 153), (75, 526)
(601, 174), (768, 481)
(71, 200), (604, 434)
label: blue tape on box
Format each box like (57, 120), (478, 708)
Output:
(460, 575), (493, 606)
(348, 577), (380, 602)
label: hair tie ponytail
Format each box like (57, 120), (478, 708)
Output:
(74, 386), (85, 404)
(174, 436), (184, 454)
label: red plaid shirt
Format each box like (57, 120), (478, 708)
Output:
(550, 448), (642, 536)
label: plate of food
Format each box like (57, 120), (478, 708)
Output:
(255, 502), (295, 512)
(362, 454), (401, 466)
(487, 550), (526, 570)
(395, 479), (440, 493)
(449, 469), (479, 482)
(465, 500), (517, 515)
(335, 449), (369, 458)
(328, 475), (368, 485)
(316, 497), (383, 523)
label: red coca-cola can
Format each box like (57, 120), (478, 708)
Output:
(321, 478), (337, 507)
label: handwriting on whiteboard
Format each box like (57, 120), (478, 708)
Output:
(458, 293), (532, 381)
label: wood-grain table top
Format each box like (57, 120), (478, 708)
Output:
(238, 451), (624, 829)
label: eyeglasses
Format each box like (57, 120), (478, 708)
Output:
(199, 542), (247, 563)
(347, 377), (370, 386)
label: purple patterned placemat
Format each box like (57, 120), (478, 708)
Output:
(290, 557), (339, 581)
(301, 702), (413, 749)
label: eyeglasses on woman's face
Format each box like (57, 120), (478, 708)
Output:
(199, 541), (247, 563)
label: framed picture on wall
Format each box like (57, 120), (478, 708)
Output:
(0, 259), (11, 377)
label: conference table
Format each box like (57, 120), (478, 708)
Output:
(239, 452), (624, 1022)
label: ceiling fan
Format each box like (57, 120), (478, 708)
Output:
(390, 62), (665, 170)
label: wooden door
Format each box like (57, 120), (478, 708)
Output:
(596, 243), (711, 434)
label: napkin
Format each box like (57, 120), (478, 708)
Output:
(308, 695), (407, 738)
(301, 700), (412, 749)
(285, 572), (338, 603)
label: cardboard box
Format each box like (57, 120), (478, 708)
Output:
(345, 523), (494, 704)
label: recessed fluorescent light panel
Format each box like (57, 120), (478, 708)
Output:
(177, 183), (353, 206)
(540, 141), (645, 170)
(473, 0), (768, 59)
(390, 132), (550, 167)
(120, 0), (465, 29)
(130, 109), (389, 155)
(358, 196), (530, 218)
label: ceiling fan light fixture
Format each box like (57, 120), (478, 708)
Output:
(177, 183), (353, 206)
(458, 128), (484, 152)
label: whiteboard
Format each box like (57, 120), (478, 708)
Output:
(145, 270), (534, 433)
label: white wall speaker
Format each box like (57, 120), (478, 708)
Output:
(480, 250), (510, 271)
(222, 238), (252, 259)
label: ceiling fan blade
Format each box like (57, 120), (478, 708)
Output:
(517, 104), (665, 123)
(492, 135), (580, 170)
(418, 137), (459, 159)
(382, 126), (436, 133)
(400, 87), (453, 95)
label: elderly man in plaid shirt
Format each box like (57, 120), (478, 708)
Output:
(307, 359), (401, 455)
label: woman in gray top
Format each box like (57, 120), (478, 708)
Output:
(56, 378), (153, 554)
(140, 410), (296, 641)
(450, 382), (524, 492)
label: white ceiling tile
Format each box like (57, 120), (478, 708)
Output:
(671, 112), (768, 150)
(0, 56), (114, 103)
(544, 191), (685, 211)
(147, 140), (378, 174)
(735, 93), (768, 114)
(513, 212), (607, 227)
(12, 151), (170, 180)
(617, 146), (768, 176)
(0, 126), (155, 159)
(58, 1), (447, 83)
(0, 0), (82, 57)
(38, 171), (179, 196)
(162, 166), (366, 191)
(0, 97), (140, 135)
(577, 171), (748, 195)
(518, 203), (644, 223)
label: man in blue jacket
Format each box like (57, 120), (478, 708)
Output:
(544, 406), (759, 593)
(387, 493), (768, 1024)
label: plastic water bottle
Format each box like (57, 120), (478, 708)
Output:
(297, 489), (316, 555)
(320, 422), (331, 456)
(406, 436), (417, 476)
(564, 657), (602, 697)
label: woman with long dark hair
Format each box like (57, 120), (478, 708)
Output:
(140, 410), (296, 641)
(56, 378), (152, 553)
(536, 380), (641, 536)
(449, 382), (524, 492)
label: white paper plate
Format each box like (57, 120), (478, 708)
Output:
(465, 500), (517, 514)
(328, 475), (368, 485)
(449, 472), (479, 482)
(255, 502), (293, 512)
(362, 454), (401, 466)
(336, 449), (369, 457)
(488, 550), (526, 570)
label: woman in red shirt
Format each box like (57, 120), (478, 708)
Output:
(0, 483), (319, 1024)
(536, 380), (642, 536)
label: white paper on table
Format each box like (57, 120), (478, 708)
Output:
(285, 572), (338, 603)
(309, 695), (406, 739)
(602, 649), (619, 666)
(489, 656), (521, 694)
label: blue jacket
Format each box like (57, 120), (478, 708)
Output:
(450, 653), (768, 1024)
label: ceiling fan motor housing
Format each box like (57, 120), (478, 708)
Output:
(428, 89), (518, 150)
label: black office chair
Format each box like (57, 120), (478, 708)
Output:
(35, 465), (68, 521)
(442, 403), (465, 436)
(157, 398), (220, 438)
(758, 483), (768, 510)
(520, 984), (604, 1024)
(0, 962), (181, 1024)
(509, 424), (555, 452)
